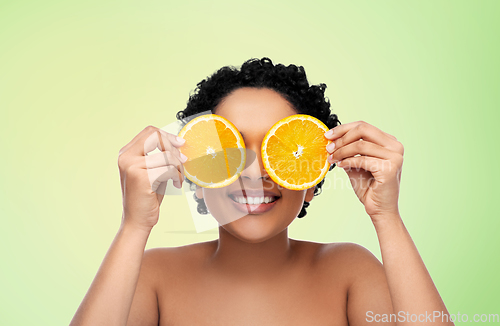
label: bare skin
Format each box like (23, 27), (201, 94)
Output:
(130, 237), (394, 325)
(70, 88), (453, 326)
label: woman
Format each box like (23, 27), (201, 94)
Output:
(70, 58), (453, 325)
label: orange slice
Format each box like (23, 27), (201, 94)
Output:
(261, 114), (331, 190)
(177, 114), (246, 188)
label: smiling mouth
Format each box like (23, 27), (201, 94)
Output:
(228, 194), (280, 205)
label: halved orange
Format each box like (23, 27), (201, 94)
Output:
(177, 114), (246, 188)
(261, 114), (331, 190)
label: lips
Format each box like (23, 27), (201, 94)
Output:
(227, 189), (281, 214)
(228, 189), (281, 198)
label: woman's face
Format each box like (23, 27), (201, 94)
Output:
(196, 87), (315, 243)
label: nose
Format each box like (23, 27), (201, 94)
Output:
(240, 147), (269, 182)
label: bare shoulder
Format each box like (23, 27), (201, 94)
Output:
(291, 239), (383, 282)
(311, 243), (393, 322)
(318, 242), (381, 264)
(127, 241), (218, 324)
(291, 239), (379, 262)
(144, 240), (217, 259)
(142, 240), (218, 279)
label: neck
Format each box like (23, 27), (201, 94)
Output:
(209, 226), (295, 281)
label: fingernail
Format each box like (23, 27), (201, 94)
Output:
(326, 142), (336, 153)
(176, 136), (186, 143)
(180, 153), (188, 163)
(324, 130), (334, 138)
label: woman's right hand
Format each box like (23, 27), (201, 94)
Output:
(117, 125), (187, 232)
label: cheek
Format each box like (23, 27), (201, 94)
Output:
(203, 188), (247, 225)
(203, 188), (226, 217)
(282, 189), (307, 205)
(282, 190), (308, 217)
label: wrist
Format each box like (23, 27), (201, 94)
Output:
(371, 211), (403, 230)
(119, 220), (153, 238)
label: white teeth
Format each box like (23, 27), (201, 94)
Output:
(232, 196), (277, 205)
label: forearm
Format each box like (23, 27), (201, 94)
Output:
(373, 214), (453, 325)
(70, 218), (151, 326)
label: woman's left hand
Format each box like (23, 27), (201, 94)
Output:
(324, 121), (404, 222)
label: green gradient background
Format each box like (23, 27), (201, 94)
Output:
(1, 0), (499, 324)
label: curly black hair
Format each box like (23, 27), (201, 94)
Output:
(176, 57), (341, 218)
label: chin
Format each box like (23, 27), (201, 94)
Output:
(220, 217), (284, 243)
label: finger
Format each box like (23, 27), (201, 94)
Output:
(382, 131), (397, 141)
(143, 150), (186, 179)
(326, 121), (399, 152)
(143, 150), (186, 169)
(119, 126), (175, 155)
(158, 129), (186, 148)
(119, 125), (156, 156)
(121, 126), (185, 157)
(142, 129), (185, 157)
(148, 165), (184, 192)
(328, 139), (397, 164)
(325, 120), (391, 142)
(337, 155), (391, 175)
(159, 143), (186, 178)
(324, 121), (360, 139)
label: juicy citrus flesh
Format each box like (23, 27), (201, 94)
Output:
(261, 114), (331, 190)
(178, 114), (246, 188)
